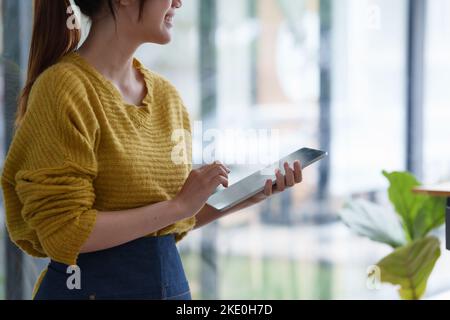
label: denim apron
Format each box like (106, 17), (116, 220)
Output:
(34, 234), (192, 300)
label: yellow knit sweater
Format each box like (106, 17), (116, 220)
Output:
(1, 51), (196, 291)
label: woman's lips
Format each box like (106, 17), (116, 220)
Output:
(164, 14), (174, 27)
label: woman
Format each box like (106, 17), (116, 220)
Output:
(1, 0), (303, 300)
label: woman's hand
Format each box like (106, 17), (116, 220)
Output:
(222, 160), (303, 214)
(173, 161), (231, 219)
(263, 159), (303, 198)
(193, 160), (303, 229)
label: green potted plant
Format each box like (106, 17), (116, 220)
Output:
(339, 171), (447, 300)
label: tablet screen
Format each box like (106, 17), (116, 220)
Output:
(206, 147), (327, 212)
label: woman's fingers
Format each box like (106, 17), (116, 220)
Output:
(200, 160), (230, 174)
(212, 175), (229, 188)
(205, 165), (229, 181)
(197, 160), (302, 200)
(293, 160), (302, 183)
(200, 161), (230, 183)
(194, 161), (230, 191)
(284, 162), (295, 187)
(275, 168), (285, 192)
(273, 161), (302, 193)
(264, 179), (273, 196)
(205, 167), (229, 191)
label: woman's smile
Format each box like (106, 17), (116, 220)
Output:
(164, 12), (175, 28)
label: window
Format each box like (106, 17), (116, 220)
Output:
(424, 0), (450, 183)
(138, 0), (410, 299)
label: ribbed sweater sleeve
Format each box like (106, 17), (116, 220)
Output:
(1, 66), (100, 266)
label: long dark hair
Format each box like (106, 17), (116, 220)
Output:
(15, 0), (146, 131)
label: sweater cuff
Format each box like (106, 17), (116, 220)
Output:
(40, 209), (98, 266)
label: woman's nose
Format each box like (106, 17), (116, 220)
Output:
(173, 0), (182, 9)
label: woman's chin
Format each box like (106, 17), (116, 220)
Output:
(159, 37), (172, 45)
(143, 23), (174, 45)
(153, 30), (172, 45)
(146, 35), (171, 45)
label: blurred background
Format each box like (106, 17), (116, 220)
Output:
(1, 0), (450, 299)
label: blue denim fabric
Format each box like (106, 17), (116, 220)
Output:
(34, 234), (192, 300)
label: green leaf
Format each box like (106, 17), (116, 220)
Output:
(377, 236), (441, 300)
(413, 197), (446, 239)
(339, 199), (406, 248)
(382, 171), (446, 240)
(383, 171), (436, 240)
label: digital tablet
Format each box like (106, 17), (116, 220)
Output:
(206, 147), (328, 212)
